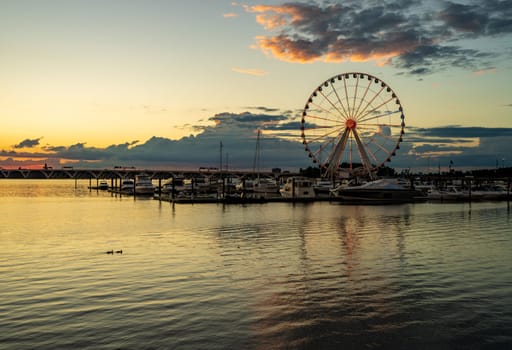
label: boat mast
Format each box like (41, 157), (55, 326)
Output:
(252, 130), (261, 181)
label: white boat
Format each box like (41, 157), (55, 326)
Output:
(331, 178), (426, 203)
(428, 184), (508, 202)
(98, 180), (109, 190)
(280, 177), (316, 198)
(239, 130), (279, 198)
(252, 177), (279, 195)
(161, 177), (186, 195)
(120, 178), (135, 193)
(135, 174), (155, 195)
(313, 178), (336, 197)
(427, 185), (470, 201)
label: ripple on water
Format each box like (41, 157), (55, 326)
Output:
(1, 195), (512, 349)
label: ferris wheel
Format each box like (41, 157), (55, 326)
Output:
(300, 72), (405, 179)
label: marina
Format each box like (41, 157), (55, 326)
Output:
(2, 167), (511, 204)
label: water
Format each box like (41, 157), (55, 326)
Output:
(1, 179), (511, 349)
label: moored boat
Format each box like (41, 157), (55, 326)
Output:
(332, 178), (426, 204)
(120, 178), (135, 193)
(280, 177), (316, 198)
(135, 174), (155, 195)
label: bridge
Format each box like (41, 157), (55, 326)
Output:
(0, 167), (281, 180)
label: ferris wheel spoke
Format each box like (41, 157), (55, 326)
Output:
(357, 96), (395, 122)
(318, 90), (348, 120)
(352, 74), (360, 116)
(331, 83), (350, 119)
(306, 125), (344, 144)
(358, 109), (402, 124)
(353, 85), (385, 120)
(353, 126), (398, 141)
(353, 78), (372, 119)
(309, 101), (347, 122)
(375, 132), (401, 143)
(358, 122), (404, 129)
(372, 140), (394, 156)
(343, 78), (351, 116)
(311, 136), (338, 161)
(306, 114), (345, 125)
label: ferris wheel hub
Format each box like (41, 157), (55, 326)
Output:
(345, 118), (357, 130)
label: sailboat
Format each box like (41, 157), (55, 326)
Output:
(244, 130), (279, 198)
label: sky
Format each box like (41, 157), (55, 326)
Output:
(1, 0), (511, 173)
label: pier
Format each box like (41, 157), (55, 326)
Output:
(0, 167), (276, 180)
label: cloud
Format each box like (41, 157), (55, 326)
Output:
(3, 120), (512, 172)
(244, 0), (512, 75)
(223, 13), (238, 18)
(0, 111), (310, 171)
(14, 137), (43, 149)
(411, 126), (512, 138)
(399, 125), (512, 169)
(231, 67), (268, 76)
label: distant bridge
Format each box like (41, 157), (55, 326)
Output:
(0, 167), (281, 180)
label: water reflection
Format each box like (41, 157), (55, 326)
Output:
(1, 183), (511, 349)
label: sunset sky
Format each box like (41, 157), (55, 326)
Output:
(1, 0), (511, 172)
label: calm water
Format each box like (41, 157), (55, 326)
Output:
(1, 179), (511, 349)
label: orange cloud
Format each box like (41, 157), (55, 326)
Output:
(223, 13), (238, 18)
(231, 67), (268, 76)
(255, 36), (320, 63)
(249, 5), (304, 30)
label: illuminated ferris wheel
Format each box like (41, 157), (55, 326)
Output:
(300, 72), (405, 179)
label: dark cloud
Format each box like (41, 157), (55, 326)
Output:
(246, 0), (512, 75)
(411, 126), (512, 138)
(3, 121), (512, 171)
(14, 137), (42, 149)
(246, 106), (281, 113)
(392, 45), (493, 73)
(0, 111), (309, 170)
(399, 125), (512, 170)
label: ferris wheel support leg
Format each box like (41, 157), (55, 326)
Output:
(325, 128), (350, 179)
(352, 129), (375, 180)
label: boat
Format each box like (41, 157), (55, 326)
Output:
(251, 177), (279, 197)
(427, 184), (509, 202)
(313, 178), (336, 197)
(331, 178), (426, 204)
(280, 177), (316, 198)
(239, 130), (280, 199)
(134, 174), (155, 195)
(98, 180), (109, 190)
(161, 177), (186, 195)
(120, 178), (135, 193)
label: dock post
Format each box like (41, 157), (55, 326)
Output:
(132, 174), (136, 197)
(172, 175), (175, 200)
(508, 177), (510, 211)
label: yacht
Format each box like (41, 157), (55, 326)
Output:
(135, 174), (155, 195)
(313, 178), (336, 197)
(120, 178), (135, 193)
(280, 177), (316, 198)
(331, 178), (426, 204)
